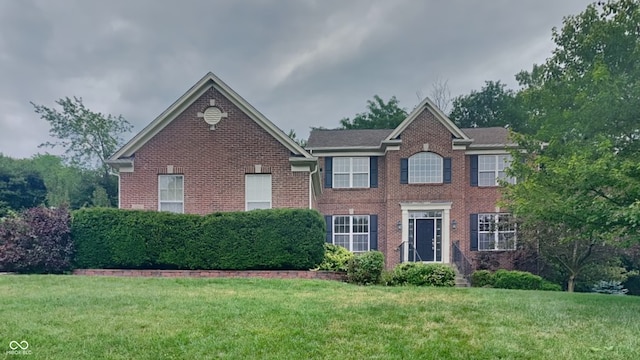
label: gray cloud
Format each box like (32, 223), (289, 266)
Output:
(0, 0), (592, 158)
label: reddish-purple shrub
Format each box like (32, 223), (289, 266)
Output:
(0, 206), (73, 273)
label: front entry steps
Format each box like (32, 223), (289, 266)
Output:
(451, 265), (470, 287)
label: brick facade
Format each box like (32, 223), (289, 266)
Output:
(111, 73), (515, 272)
(119, 87), (310, 214)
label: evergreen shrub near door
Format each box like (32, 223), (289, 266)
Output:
(72, 208), (325, 270)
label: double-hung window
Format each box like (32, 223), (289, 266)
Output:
(478, 213), (516, 251)
(408, 152), (443, 183)
(158, 175), (184, 213)
(333, 215), (370, 252)
(333, 157), (369, 188)
(245, 174), (272, 210)
(478, 154), (515, 186)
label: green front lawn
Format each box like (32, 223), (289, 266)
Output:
(1, 275), (639, 359)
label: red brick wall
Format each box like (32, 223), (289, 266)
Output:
(317, 109), (506, 269)
(120, 87), (309, 214)
(383, 110), (471, 268)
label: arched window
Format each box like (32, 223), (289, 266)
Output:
(408, 152), (443, 183)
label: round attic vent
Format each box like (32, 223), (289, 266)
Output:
(203, 106), (223, 126)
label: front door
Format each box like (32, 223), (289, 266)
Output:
(414, 219), (442, 262)
(415, 219), (435, 261)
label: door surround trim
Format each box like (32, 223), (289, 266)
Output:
(400, 201), (452, 263)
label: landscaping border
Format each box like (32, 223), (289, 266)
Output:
(73, 269), (346, 281)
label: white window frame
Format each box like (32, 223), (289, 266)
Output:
(333, 215), (370, 253)
(245, 174), (272, 210)
(478, 213), (516, 251)
(158, 175), (184, 213)
(478, 154), (516, 187)
(408, 152), (443, 184)
(332, 157), (370, 188)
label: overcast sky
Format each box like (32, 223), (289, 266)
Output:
(0, 0), (593, 159)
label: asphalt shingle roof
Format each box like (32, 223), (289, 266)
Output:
(306, 129), (394, 148)
(306, 127), (513, 149)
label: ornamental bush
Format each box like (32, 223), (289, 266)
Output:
(346, 251), (384, 285)
(388, 263), (455, 287)
(72, 208), (325, 270)
(592, 280), (628, 295)
(315, 243), (353, 272)
(0, 206), (73, 273)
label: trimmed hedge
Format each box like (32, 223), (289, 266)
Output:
(388, 263), (455, 287)
(72, 208), (325, 270)
(471, 269), (562, 291)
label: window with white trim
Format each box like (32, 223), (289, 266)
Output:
(158, 175), (184, 213)
(333, 215), (369, 252)
(409, 152), (443, 183)
(478, 213), (516, 251)
(478, 154), (516, 186)
(333, 157), (369, 188)
(245, 174), (272, 210)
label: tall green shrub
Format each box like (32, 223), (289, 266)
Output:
(72, 208), (325, 270)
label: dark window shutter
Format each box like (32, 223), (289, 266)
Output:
(324, 157), (333, 188)
(325, 215), (333, 244)
(400, 158), (408, 184)
(370, 157), (378, 188)
(369, 215), (378, 250)
(470, 213), (479, 251)
(443, 157), (452, 184)
(470, 155), (478, 187)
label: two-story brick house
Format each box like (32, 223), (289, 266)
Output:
(108, 72), (517, 270)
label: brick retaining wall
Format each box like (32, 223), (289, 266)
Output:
(73, 269), (346, 281)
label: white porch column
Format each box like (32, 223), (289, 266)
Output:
(442, 208), (450, 264)
(401, 209), (409, 262)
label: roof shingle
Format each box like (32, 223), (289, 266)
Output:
(306, 127), (513, 149)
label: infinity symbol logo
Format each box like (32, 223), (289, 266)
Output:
(9, 341), (29, 350)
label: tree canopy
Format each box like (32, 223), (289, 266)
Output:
(339, 95), (408, 129)
(503, 0), (640, 291)
(449, 80), (528, 132)
(32, 96), (132, 177)
(32, 97), (132, 207)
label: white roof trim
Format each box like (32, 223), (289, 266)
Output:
(109, 72), (313, 161)
(386, 97), (469, 141)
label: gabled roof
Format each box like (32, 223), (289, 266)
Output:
(108, 72), (314, 163)
(305, 98), (513, 151)
(385, 97), (470, 142)
(307, 129), (394, 149)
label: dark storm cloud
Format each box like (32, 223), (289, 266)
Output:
(0, 0), (593, 158)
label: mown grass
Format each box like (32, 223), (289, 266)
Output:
(1, 275), (639, 359)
